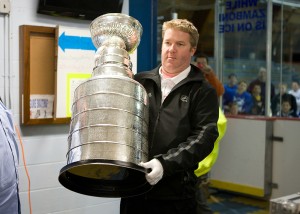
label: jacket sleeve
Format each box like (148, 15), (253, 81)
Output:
(155, 84), (220, 177)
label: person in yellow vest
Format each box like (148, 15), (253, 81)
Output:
(194, 108), (227, 213)
(192, 54), (227, 213)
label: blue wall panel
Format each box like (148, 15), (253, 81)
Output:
(129, 0), (157, 72)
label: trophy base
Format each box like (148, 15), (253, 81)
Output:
(58, 159), (152, 198)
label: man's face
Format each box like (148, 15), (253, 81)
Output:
(229, 75), (237, 85)
(279, 84), (287, 94)
(291, 82), (299, 91)
(195, 57), (207, 69)
(253, 85), (261, 94)
(161, 29), (196, 75)
(259, 68), (267, 81)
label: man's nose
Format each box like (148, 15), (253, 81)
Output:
(168, 44), (176, 52)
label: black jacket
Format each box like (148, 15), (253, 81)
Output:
(271, 93), (297, 116)
(134, 64), (219, 199)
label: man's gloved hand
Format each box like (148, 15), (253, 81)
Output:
(140, 159), (163, 185)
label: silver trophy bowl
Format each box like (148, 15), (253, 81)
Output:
(58, 13), (151, 198)
(90, 13), (142, 53)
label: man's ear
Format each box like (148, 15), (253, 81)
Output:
(191, 47), (196, 56)
(191, 48), (196, 57)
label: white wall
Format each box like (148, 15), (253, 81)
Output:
(271, 119), (300, 199)
(210, 118), (273, 197)
(0, 0), (130, 213)
(211, 117), (300, 199)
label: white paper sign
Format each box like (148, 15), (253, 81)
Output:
(30, 94), (54, 119)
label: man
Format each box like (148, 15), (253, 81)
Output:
(223, 73), (238, 111)
(0, 100), (21, 213)
(224, 73), (238, 92)
(120, 19), (219, 214)
(193, 53), (224, 97)
(247, 67), (275, 102)
(288, 80), (300, 115)
(193, 53), (225, 213)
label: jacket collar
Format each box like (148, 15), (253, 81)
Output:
(139, 64), (205, 83)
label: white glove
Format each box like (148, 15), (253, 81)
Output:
(140, 159), (164, 185)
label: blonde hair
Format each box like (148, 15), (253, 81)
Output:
(162, 19), (199, 48)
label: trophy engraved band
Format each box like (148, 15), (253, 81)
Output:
(58, 13), (151, 198)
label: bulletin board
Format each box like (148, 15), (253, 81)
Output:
(19, 25), (70, 125)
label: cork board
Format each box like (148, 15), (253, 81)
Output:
(20, 25), (70, 125)
(29, 32), (55, 94)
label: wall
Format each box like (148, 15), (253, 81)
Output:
(0, 0), (130, 213)
(271, 119), (300, 198)
(210, 117), (300, 199)
(210, 117), (273, 198)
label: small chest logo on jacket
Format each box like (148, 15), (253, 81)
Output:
(180, 95), (189, 103)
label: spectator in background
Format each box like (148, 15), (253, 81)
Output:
(233, 80), (253, 114)
(276, 100), (298, 118)
(228, 101), (239, 115)
(288, 80), (300, 115)
(0, 100), (21, 214)
(223, 73), (238, 112)
(251, 84), (264, 115)
(224, 73), (238, 92)
(193, 53), (225, 214)
(193, 53), (224, 97)
(247, 67), (275, 102)
(271, 83), (297, 116)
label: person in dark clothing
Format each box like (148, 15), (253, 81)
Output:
(120, 19), (219, 214)
(247, 67), (275, 104)
(271, 83), (297, 116)
(276, 100), (298, 118)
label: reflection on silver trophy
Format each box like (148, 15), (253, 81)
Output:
(58, 13), (151, 198)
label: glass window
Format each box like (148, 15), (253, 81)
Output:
(157, 0), (300, 119)
(216, 0), (300, 118)
(216, 0), (269, 116)
(271, 1), (300, 118)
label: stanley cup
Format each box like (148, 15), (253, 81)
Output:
(58, 13), (151, 198)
